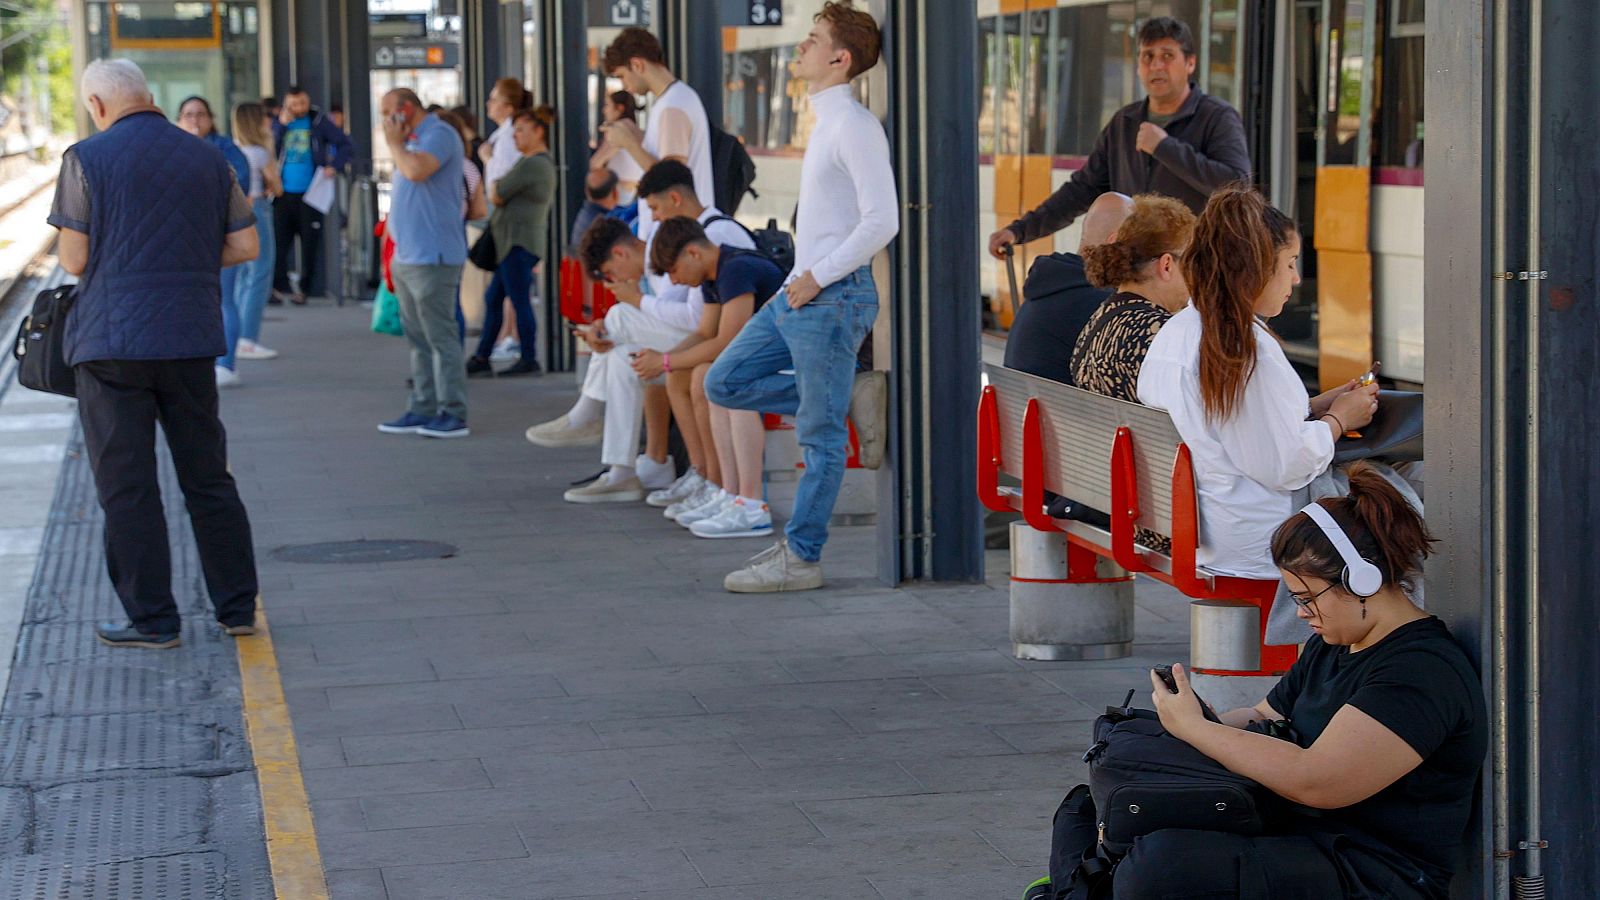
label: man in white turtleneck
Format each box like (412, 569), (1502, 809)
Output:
(704, 1), (899, 594)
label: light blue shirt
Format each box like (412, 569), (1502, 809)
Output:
(389, 114), (467, 266)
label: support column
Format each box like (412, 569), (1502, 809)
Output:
(666, 0), (724, 127)
(535, 0), (589, 372)
(882, 0), (980, 583)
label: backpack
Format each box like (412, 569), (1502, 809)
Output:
(708, 123), (758, 216)
(704, 215), (796, 278)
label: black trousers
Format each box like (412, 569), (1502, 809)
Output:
(272, 191), (323, 295)
(75, 358), (258, 633)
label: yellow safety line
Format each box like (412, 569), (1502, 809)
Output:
(235, 605), (331, 900)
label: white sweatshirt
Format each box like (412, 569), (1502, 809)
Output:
(791, 84), (899, 289)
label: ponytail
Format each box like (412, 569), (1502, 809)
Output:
(1270, 462), (1435, 593)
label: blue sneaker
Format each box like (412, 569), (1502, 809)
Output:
(378, 411), (432, 435)
(417, 412), (470, 439)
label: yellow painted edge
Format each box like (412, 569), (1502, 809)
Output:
(235, 605), (331, 900)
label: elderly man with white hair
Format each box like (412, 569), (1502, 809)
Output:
(48, 58), (263, 649)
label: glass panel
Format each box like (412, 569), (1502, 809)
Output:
(997, 13), (1023, 156)
(977, 16), (998, 156)
(1206, 0), (1241, 108)
(81, 1), (259, 131)
(1322, 0), (1367, 166)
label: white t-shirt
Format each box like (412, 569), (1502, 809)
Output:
(483, 120), (521, 192)
(791, 84), (900, 288)
(240, 144), (271, 199)
(641, 81), (714, 218)
(641, 206), (754, 332)
(1136, 305), (1336, 579)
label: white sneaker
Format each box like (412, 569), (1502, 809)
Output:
(563, 474), (646, 504)
(690, 498), (774, 539)
(648, 470), (704, 508)
(215, 365), (240, 388)
(235, 339), (279, 360)
(525, 414), (604, 448)
(664, 482), (718, 520)
(636, 454), (677, 491)
(723, 539), (824, 593)
(676, 490), (733, 528)
(490, 337), (521, 363)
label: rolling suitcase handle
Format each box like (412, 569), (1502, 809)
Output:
(1003, 243), (1022, 322)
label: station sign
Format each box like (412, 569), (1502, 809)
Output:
(725, 0), (782, 26)
(371, 40), (461, 69)
(370, 13), (428, 41)
(588, 0), (652, 28)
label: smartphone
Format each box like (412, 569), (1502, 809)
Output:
(1359, 360), (1382, 387)
(1153, 665), (1180, 694)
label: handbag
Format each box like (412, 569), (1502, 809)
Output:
(468, 228), (497, 272)
(1333, 390), (1423, 464)
(11, 285), (77, 397)
(1084, 700), (1281, 857)
(370, 281), (403, 337)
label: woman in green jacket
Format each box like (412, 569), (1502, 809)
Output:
(467, 105), (557, 376)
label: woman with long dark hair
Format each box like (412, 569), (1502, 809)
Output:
(465, 106), (556, 376)
(1136, 185), (1379, 579)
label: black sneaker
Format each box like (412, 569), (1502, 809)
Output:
(465, 356), (495, 378)
(96, 622), (181, 649)
(222, 619), (257, 636)
(497, 359), (542, 377)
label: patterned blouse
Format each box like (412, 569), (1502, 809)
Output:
(1070, 292), (1174, 402)
(1069, 291), (1174, 552)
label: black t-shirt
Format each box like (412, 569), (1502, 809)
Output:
(704, 246), (785, 310)
(1266, 617), (1488, 897)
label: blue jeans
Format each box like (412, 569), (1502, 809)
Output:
(705, 266), (878, 562)
(473, 245), (539, 362)
(218, 197), (275, 370)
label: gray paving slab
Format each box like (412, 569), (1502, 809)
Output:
(211, 304), (1208, 897)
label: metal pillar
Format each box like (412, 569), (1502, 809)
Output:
(464, 0), (503, 116)
(664, 0), (724, 128)
(535, 0), (588, 372)
(884, 0), (981, 583)
(340, 0), (372, 171)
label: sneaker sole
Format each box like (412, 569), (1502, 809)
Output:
(418, 428), (471, 439)
(723, 573), (824, 593)
(378, 424), (424, 435)
(97, 634), (182, 649)
(224, 625), (257, 636)
(525, 433), (603, 448)
(645, 495), (679, 508)
(690, 524), (775, 539)
(563, 490), (646, 504)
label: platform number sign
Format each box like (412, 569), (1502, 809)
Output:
(589, 0), (649, 27)
(747, 0), (781, 25)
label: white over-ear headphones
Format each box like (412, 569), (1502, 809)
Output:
(1298, 502), (1384, 598)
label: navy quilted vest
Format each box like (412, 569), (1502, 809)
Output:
(66, 111), (234, 365)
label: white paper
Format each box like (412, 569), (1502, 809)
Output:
(304, 168), (336, 215)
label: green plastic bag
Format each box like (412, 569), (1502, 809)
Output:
(370, 282), (403, 336)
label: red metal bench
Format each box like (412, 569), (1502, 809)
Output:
(977, 364), (1297, 677)
(558, 257), (619, 326)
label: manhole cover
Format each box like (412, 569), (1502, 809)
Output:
(270, 540), (457, 564)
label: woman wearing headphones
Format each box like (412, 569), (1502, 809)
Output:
(1119, 464), (1488, 899)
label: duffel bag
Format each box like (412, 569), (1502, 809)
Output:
(11, 285), (77, 398)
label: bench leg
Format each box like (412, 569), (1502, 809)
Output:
(1188, 598), (1299, 676)
(1008, 522), (1134, 661)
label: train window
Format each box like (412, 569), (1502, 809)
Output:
(1203, 0), (1242, 109)
(1391, 0), (1424, 37)
(978, 17), (998, 157)
(1378, 19), (1424, 168)
(1321, 0), (1366, 167)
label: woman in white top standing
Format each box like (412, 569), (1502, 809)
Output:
(230, 102), (282, 361)
(1136, 186), (1379, 579)
(478, 77), (528, 194)
(589, 91), (643, 201)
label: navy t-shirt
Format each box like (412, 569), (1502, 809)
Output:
(704, 246), (785, 310)
(1266, 617), (1487, 898)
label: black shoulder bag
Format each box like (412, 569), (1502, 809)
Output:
(11, 284), (77, 397)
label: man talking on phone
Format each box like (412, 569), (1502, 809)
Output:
(375, 88), (472, 439)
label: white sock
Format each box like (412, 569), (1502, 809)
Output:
(605, 465), (635, 485)
(568, 396), (603, 429)
(739, 495), (767, 509)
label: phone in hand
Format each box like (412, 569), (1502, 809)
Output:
(1359, 360), (1382, 387)
(1152, 665), (1222, 724)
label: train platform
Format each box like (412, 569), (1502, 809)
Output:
(0, 296), (1206, 899)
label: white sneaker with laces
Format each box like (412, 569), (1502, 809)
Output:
(215, 365), (240, 388)
(690, 498), (774, 539)
(676, 490), (732, 527)
(665, 482), (718, 520)
(235, 339), (279, 360)
(648, 470), (704, 508)
(490, 337), (521, 362)
(636, 454), (677, 491)
(723, 539), (824, 593)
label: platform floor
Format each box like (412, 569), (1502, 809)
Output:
(9, 299), (1203, 899)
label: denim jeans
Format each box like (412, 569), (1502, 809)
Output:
(392, 262), (467, 420)
(216, 265), (241, 371)
(704, 266), (877, 562)
(219, 197), (276, 369)
(473, 246), (539, 362)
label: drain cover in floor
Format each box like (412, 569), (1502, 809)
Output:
(270, 540), (457, 564)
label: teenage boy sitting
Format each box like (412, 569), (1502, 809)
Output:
(636, 216), (787, 539)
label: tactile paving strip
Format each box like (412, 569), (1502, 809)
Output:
(0, 430), (273, 898)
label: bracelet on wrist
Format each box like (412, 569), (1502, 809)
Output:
(1321, 412), (1346, 433)
(662, 352), (671, 373)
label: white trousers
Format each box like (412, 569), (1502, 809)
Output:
(580, 303), (690, 467)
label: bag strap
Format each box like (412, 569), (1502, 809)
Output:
(703, 213), (757, 244)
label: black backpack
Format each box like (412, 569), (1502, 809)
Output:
(704, 214), (795, 278)
(708, 123), (758, 216)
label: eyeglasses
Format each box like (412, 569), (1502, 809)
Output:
(1288, 581), (1340, 613)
